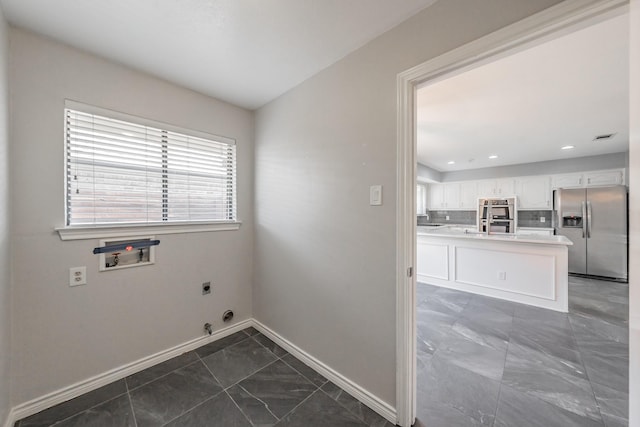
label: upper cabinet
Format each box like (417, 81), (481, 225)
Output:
(428, 183), (460, 209)
(477, 178), (515, 197)
(551, 169), (624, 189)
(428, 182), (474, 210)
(426, 168), (625, 212)
(459, 181), (478, 209)
(515, 176), (551, 209)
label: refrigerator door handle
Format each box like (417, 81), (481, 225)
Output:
(581, 201), (587, 238)
(587, 200), (592, 239)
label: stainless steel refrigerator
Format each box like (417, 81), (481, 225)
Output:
(554, 185), (628, 281)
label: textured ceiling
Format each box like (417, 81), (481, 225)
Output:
(0, 0), (438, 109)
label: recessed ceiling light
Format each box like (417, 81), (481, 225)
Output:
(561, 145), (575, 150)
(447, 161), (455, 165)
(488, 155), (498, 159)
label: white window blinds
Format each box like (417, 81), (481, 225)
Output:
(65, 108), (236, 226)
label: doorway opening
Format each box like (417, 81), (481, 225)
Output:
(395, 1), (630, 426)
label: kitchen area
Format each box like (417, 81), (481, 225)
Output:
(413, 11), (629, 427)
(416, 167), (628, 312)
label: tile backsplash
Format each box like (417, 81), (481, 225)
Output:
(417, 209), (553, 228)
(517, 210), (553, 228)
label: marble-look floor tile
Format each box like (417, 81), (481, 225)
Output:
(569, 313), (628, 344)
(275, 391), (366, 427)
(506, 337), (586, 380)
(494, 385), (604, 427)
(451, 306), (512, 353)
(513, 304), (570, 324)
(421, 287), (472, 316)
(417, 282), (439, 304)
(569, 295), (628, 327)
(418, 355), (500, 426)
(195, 331), (250, 358)
(164, 392), (251, 427)
(243, 327), (261, 336)
(281, 354), (327, 387)
(601, 413), (628, 427)
(237, 359), (317, 419)
(130, 361), (222, 427)
(414, 398), (484, 427)
(320, 383), (393, 426)
(591, 381), (628, 422)
(466, 294), (518, 317)
(19, 380), (127, 427)
(202, 337), (278, 387)
(577, 340), (628, 393)
(253, 333), (288, 358)
(502, 349), (601, 421)
(126, 351), (199, 390)
(433, 336), (506, 381)
(227, 384), (279, 426)
(53, 394), (135, 427)
(416, 306), (458, 354)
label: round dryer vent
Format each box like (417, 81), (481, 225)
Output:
(222, 310), (234, 323)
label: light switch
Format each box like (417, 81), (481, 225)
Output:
(540, 217), (546, 223)
(370, 185), (382, 206)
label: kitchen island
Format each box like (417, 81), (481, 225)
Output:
(417, 226), (573, 312)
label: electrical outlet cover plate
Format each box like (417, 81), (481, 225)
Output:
(69, 266), (87, 286)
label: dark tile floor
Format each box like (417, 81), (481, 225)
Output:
(15, 327), (394, 427)
(415, 276), (629, 427)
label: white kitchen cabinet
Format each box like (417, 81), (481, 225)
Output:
(551, 173), (584, 188)
(477, 179), (515, 197)
(459, 181), (478, 209)
(428, 183), (462, 209)
(551, 169), (624, 189)
(428, 184), (444, 209)
(584, 170), (624, 186)
(515, 176), (551, 209)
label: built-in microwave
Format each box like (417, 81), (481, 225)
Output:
(478, 197), (517, 234)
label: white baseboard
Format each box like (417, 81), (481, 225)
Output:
(250, 319), (397, 425)
(3, 408), (16, 427)
(8, 319), (252, 425)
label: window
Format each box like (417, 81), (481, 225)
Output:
(65, 107), (236, 227)
(417, 184), (427, 215)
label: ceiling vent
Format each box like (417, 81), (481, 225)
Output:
(593, 133), (616, 141)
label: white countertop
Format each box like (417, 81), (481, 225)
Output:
(417, 225), (573, 246)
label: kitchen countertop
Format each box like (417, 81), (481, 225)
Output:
(418, 225), (573, 245)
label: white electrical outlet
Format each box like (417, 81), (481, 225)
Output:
(69, 266), (87, 286)
(445, 215), (450, 221)
(498, 271), (506, 280)
(540, 217), (546, 223)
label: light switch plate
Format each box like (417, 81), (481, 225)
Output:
(540, 217), (546, 223)
(370, 185), (382, 206)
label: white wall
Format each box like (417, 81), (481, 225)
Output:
(9, 28), (254, 405)
(628, 0), (639, 424)
(0, 6), (11, 425)
(254, 0), (562, 407)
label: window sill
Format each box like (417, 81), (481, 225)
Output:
(56, 221), (242, 241)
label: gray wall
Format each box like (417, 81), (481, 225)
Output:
(9, 28), (254, 405)
(254, 0), (562, 407)
(0, 6), (10, 425)
(417, 163), (441, 182)
(430, 152), (628, 182)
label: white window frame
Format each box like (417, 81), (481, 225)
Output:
(57, 101), (241, 240)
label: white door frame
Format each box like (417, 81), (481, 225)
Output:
(395, 1), (629, 425)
